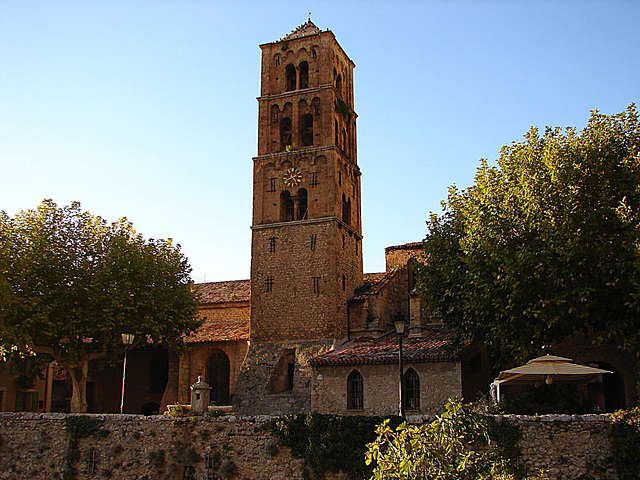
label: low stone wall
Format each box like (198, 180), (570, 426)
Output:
(0, 412), (308, 480)
(494, 414), (616, 480)
(0, 412), (618, 479)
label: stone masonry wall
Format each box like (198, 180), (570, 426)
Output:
(0, 412), (619, 480)
(495, 414), (616, 480)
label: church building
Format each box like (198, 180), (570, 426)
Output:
(160, 21), (490, 416)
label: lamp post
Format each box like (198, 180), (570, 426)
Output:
(120, 329), (135, 414)
(393, 313), (406, 417)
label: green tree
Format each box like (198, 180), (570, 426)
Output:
(416, 105), (640, 359)
(0, 200), (201, 412)
(365, 399), (525, 479)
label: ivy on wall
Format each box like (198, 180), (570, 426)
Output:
(269, 413), (402, 479)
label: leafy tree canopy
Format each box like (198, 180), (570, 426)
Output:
(0, 199), (201, 411)
(416, 104), (640, 360)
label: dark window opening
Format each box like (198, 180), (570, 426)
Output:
(312, 48), (317, 59)
(275, 54), (280, 66)
(336, 74), (343, 97)
(269, 237), (276, 253)
(287, 362), (295, 391)
(299, 61), (309, 89)
(334, 119), (339, 147)
(338, 170), (342, 187)
(280, 190), (294, 222)
(403, 368), (420, 411)
(342, 129), (347, 154)
(301, 114), (313, 146)
(342, 194), (351, 225)
(313, 276), (320, 295)
(265, 276), (274, 293)
(296, 188), (308, 220)
(342, 274), (346, 291)
(285, 64), (296, 91)
(347, 369), (363, 410)
(310, 172), (319, 187)
(310, 234), (317, 251)
(280, 117), (292, 150)
(268, 177), (276, 193)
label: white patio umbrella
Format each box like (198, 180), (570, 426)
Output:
(491, 354), (612, 403)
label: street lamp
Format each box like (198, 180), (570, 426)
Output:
(120, 328), (135, 414)
(393, 313), (406, 417)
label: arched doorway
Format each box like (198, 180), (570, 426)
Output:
(586, 361), (626, 412)
(206, 350), (230, 406)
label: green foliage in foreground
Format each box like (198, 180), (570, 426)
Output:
(365, 399), (533, 480)
(417, 105), (640, 360)
(611, 406), (640, 479)
(269, 412), (402, 479)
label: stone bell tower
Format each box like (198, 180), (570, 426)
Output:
(233, 21), (363, 414)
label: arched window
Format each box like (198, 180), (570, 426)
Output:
(336, 74), (343, 97)
(296, 188), (308, 220)
(285, 64), (296, 91)
(280, 191), (294, 222)
(299, 61), (309, 89)
(403, 368), (420, 411)
(280, 117), (292, 150)
(274, 54), (280, 66)
(334, 119), (339, 147)
(207, 350), (230, 406)
(312, 48), (317, 59)
(271, 104), (280, 125)
(301, 114), (313, 146)
(347, 369), (363, 410)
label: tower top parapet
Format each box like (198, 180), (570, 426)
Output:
(279, 20), (323, 41)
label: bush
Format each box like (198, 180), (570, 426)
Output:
(610, 406), (640, 479)
(365, 399), (530, 480)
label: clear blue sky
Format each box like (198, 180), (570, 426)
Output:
(1, 1), (638, 282)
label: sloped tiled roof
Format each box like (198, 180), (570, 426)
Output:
(310, 326), (460, 367)
(186, 308), (249, 344)
(385, 242), (423, 252)
(194, 280), (250, 305)
(353, 270), (399, 300)
(281, 20), (322, 41)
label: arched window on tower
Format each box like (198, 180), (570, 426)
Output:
(274, 54), (280, 66)
(299, 61), (309, 89)
(342, 194), (351, 225)
(280, 191), (294, 222)
(336, 74), (343, 97)
(296, 188), (308, 220)
(334, 119), (339, 147)
(403, 368), (420, 411)
(280, 117), (292, 150)
(342, 129), (347, 155)
(271, 104), (280, 125)
(301, 114), (313, 146)
(347, 369), (363, 410)
(285, 64), (296, 91)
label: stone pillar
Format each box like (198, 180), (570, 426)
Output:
(190, 376), (211, 414)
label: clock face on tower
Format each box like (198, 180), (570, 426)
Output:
(282, 168), (302, 188)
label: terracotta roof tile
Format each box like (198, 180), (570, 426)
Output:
(186, 308), (249, 343)
(195, 280), (250, 305)
(310, 326), (460, 367)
